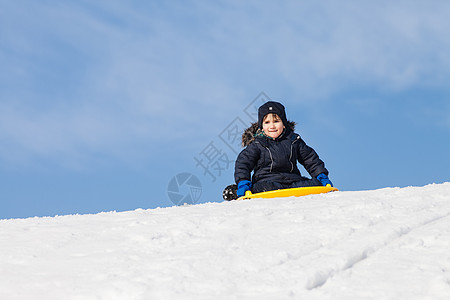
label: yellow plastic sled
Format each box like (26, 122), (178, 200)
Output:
(237, 184), (338, 200)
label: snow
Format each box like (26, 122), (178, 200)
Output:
(1, 183), (450, 300)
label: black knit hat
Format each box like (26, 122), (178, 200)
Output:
(257, 101), (288, 129)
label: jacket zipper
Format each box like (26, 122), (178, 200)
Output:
(265, 147), (274, 172)
(289, 136), (300, 172)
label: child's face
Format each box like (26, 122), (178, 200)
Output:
(262, 113), (285, 139)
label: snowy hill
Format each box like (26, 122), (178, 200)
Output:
(1, 183), (450, 300)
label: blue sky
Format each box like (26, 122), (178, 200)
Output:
(1, 1), (449, 219)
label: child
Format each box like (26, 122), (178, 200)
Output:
(226, 101), (332, 199)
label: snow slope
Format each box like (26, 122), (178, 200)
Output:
(1, 183), (450, 300)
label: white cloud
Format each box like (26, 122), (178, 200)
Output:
(1, 0), (450, 168)
(274, 1), (450, 93)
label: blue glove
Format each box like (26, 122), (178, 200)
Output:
(237, 180), (252, 197)
(317, 173), (333, 187)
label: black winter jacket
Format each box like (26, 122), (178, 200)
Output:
(234, 122), (328, 185)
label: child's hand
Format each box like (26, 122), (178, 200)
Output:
(317, 173), (333, 187)
(237, 180), (252, 197)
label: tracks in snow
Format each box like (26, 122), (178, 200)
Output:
(305, 211), (450, 290)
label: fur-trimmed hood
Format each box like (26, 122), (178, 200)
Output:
(241, 121), (297, 147)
